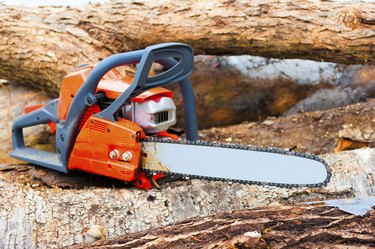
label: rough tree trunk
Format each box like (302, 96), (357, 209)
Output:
(202, 99), (375, 155)
(0, 147), (374, 248)
(0, 0), (374, 95)
(1, 100), (375, 247)
(67, 203), (375, 248)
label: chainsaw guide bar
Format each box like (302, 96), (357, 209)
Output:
(141, 138), (332, 188)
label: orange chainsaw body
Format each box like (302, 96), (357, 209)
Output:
(57, 66), (172, 186)
(69, 116), (145, 182)
(12, 43), (196, 190)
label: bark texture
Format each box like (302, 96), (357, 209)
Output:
(0, 0), (375, 95)
(1, 143), (375, 247)
(1, 98), (375, 247)
(68, 203), (375, 249)
(202, 99), (375, 155)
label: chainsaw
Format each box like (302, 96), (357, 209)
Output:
(10, 43), (331, 189)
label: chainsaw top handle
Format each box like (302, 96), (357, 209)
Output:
(96, 43), (194, 121)
(56, 42), (198, 169)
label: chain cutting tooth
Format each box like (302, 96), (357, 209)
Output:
(141, 138), (332, 188)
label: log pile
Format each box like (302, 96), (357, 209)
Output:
(0, 0), (374, 95)
(201, 99), (375, 155)
(0, 0), (374, 248)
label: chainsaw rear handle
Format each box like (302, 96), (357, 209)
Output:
(12, 99), (59, 149)
(10, 99), (68, 172)
(56, 43), (198, 170)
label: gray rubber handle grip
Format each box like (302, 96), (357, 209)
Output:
(12, 99), (58, 149)
(98, 43), (194, 120)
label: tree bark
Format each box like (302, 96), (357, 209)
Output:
(1, 99), (375, 247)
(202, 98), (375, 155)
(0, 147), (374, 248)
(0, 0), (374, 95)
(1, 123), (375, 247)
(67, 202), (375, 249)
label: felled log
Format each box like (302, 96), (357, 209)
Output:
(68, 202), (375, 249)
(1, 100), (375, 249)
(1, 100), (375, 248)
(0, 0), (374, 95)
(1, 147), (375, 248)
(202, 98), (375, 155)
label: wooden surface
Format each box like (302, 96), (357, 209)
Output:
(1, 99), (375, 247)
(1, 146), (375, 248)
(0, 0), (374, 96)
(67, 203), (375, 249)
(1, 1), (374, 247)
(1, 97), (375, 247)
(201, 99), (375, 155)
